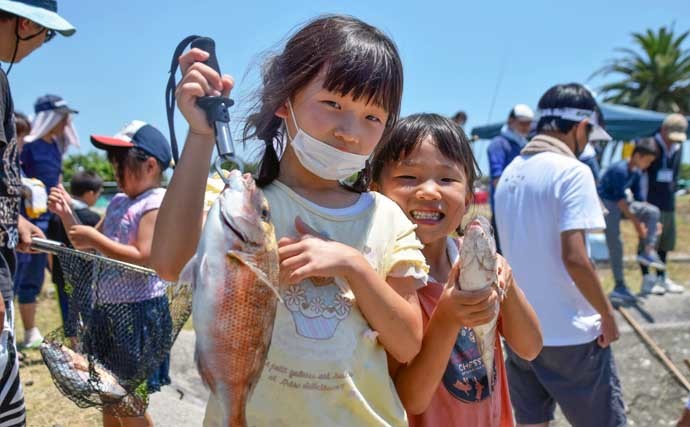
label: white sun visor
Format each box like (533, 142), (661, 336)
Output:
(537, 107), (612, 141)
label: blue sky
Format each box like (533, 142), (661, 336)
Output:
(5, 0), (690, 162)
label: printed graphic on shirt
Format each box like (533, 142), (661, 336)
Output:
(442, 327), (496, 402)
(283, 280), (353, 340)
(0, 122), (21, 250)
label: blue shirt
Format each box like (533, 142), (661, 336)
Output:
(597, 159), (643, 202)
(20, 138), (62, 191)
(487, 131), (525, 207)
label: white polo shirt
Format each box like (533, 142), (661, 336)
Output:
(495, 149), (605, 346)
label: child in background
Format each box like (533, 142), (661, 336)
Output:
(370, 113), (542, 427)
(50, 121), (172, 427)
(151, 15), (429, 426)
(47, 171), (102, 337)
(598, 138), (667, 302)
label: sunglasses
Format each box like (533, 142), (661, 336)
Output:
(18, 19), (56, 43)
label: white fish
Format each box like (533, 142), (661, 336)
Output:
(448, 216), (502, 388)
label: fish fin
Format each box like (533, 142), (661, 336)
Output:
(227, 250), (283, 303)
(179, 254), (198, 285)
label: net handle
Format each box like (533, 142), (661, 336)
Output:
(30, 238), (158, 275)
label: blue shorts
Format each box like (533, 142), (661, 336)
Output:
(83, 296), (172, 392)
(13, 218), (49, 304)
(14, 252), (47, 304)
(505, 340), (627, 427)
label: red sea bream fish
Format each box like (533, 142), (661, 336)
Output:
(448, 216), (502, 391)
(181, 170), (280, 427)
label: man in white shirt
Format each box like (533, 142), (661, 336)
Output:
(495, 83), (626, 427)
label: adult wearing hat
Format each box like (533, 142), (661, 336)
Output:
(14, 94), (77, 351)
(638, 113), (688, 294)
(487, 103), (534, 253)
(0, 1), (74, 424)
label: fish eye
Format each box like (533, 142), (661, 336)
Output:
(261, 207), (270, 221)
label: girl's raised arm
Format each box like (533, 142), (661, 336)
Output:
(150, 48), (234, 281)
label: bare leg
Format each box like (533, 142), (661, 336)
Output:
(19, 302), (36, 331)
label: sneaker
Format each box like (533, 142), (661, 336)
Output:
(21, 328), (43, 350)
(636, 251), (666, 270)
(640, 274), (666, 295)
(609, 287), (637, 304)
(658, 277), (685, 294)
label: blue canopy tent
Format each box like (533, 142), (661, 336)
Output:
(471, 103), (688, 142)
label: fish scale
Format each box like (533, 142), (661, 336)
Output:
(182, 170), (280, 427)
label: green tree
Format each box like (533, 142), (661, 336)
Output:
(593, 26), (690, 114)
(62, 151), (115, 184)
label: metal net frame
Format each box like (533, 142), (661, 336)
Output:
(32, 238), (192, 417)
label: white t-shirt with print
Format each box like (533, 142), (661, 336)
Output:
(494, 151), (605, 346)
(203, 180), (428, 427)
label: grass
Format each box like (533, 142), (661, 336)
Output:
(18, 196), (690, 426)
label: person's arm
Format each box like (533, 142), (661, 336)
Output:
(16, 215), (45, 253)
(561, 229), (619, 347)
(69, 210), (158, 266)
(393, 285), (498, 414)
(150, 48), (234, 281)
(487, 141), (505, 190)
(496, 258), (542, 360)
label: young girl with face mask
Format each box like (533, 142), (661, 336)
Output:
(371, 114), (542, 427)
(152, 15), (428, 426)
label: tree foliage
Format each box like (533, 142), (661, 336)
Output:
(62, 151), (115, 184)
(593, 26), (690, 114)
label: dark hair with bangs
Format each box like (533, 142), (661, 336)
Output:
(106, 147), (164, 185)
(244, 14), (404, 189)
(370, 113), (481, 194)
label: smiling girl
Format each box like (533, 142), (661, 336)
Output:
(371, 113), (542, 427)
(151, 15), (429, 426)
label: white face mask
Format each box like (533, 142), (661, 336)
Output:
(286, 100), (369, 181)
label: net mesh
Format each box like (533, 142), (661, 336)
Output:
(37, 243), (192, 417)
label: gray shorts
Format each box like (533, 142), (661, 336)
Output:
(505, 340), (626, 427)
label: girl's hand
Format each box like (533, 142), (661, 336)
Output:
(437, 282), (499, 329)
(68, 225), (99, 251)
(48, 185), (73, 219)
(176, 48), (234, 136)
(278, 217), (362, 285)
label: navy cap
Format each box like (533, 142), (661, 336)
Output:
(34, 94), (77, 114)
(90, 120), (173, 171)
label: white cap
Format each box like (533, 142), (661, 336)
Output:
(511, 104), (534, 121)
(536, 107), (612, 141)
